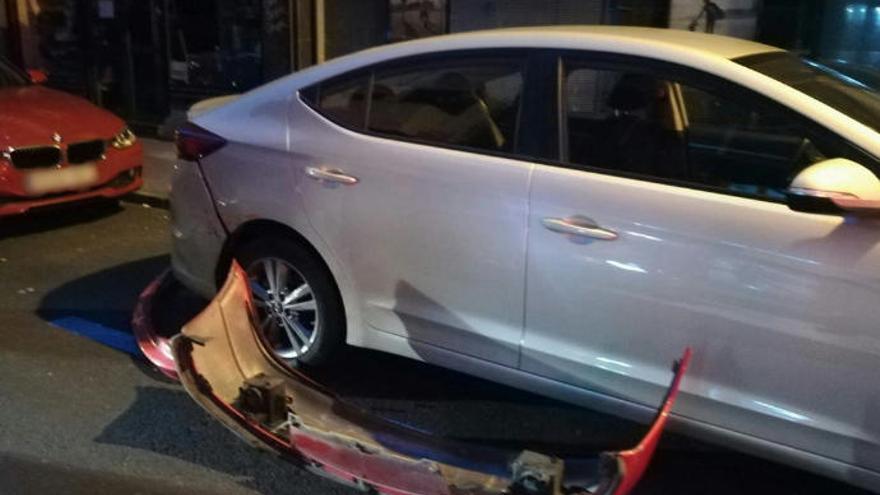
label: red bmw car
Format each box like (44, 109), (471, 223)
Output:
(0, 58), (142, 216)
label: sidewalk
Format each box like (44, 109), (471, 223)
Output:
(136, 137), (176, 203)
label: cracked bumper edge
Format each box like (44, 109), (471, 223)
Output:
(131, 269), (178, 379)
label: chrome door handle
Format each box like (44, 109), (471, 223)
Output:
(542, 216), (618, 241)
(305, 166), (359, 185)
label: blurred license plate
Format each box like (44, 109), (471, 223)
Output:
(24, 164), (98, 194)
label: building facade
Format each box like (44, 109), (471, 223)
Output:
(0, 0), (876, 136)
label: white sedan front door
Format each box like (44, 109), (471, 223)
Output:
(522, 55), (880, 473)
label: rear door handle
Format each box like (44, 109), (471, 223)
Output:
(542, 216), (618, 241)
(305, 166), (359, 185)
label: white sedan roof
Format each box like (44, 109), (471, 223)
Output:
(292, 25), (783, 89)
(491, 25), (780, 59)
(198, 26), (880, 161)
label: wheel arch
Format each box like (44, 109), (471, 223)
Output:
(217, 219), (328, 283)
(215, 219), (349, 338)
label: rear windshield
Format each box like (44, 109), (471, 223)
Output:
(736, 51), (880, 133)
(0, 59), (28, 88)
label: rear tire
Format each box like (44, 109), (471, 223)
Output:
(232, 236), (345, 366)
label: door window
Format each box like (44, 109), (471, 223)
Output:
(561, 58), (854, 201)
(678, 84), (824, 199)
(563, 65), (688, 181)
(368, 59), (524, 153)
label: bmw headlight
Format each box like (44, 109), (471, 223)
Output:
(111, 127), (137, 149)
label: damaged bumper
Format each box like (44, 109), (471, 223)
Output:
(169, 262), (691, 495)
(132, 269), (178, 379)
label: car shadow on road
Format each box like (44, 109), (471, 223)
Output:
(1, 451), (222, 495)
(94, 385), (355, 495)
(636, 449), (873, 495)
(309, 344), (649, 454)
(37, 254), (170, 329)
(0, 199), (124, 239)
(35, 254), (192, 381)
(305, 279), (646, 454)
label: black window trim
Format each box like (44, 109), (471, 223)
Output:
(299, 48), (539, 164)
(518, 49), (559, 161)
(541, 49), (880, 205)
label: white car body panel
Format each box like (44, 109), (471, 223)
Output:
(290, 99), (531, 367)
(170, 26), (880, 491)
(169, 161), (226, 297)
(524, 163), (880, 472)
(186, 94), (241, 120)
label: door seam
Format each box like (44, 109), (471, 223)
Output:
(516, 163), (536, 369)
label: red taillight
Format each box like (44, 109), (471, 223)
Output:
(175, 122), (227, 161)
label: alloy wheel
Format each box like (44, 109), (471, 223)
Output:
(245, 257), (319, 361)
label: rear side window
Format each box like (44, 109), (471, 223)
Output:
(368, 60), (524, 153)
(305, 73), (370, 129)
(302, 55), (526, 156)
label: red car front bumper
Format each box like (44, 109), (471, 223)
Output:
(0, 143), (143, 217)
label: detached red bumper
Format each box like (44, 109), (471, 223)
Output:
(169, 262), (691, 495)
(132, 269), (178, 380)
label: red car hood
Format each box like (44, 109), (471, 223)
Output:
(0, 86), (123, 148)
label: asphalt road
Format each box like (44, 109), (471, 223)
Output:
(0, 200), (872, 495)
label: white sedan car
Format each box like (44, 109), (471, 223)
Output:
(168, 26), (880, 491)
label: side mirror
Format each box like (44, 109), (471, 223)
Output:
(787, 158), (880, 216)
(26, 69), (48, 85)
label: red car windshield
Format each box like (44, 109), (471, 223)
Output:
(0, 59), (29, 88)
